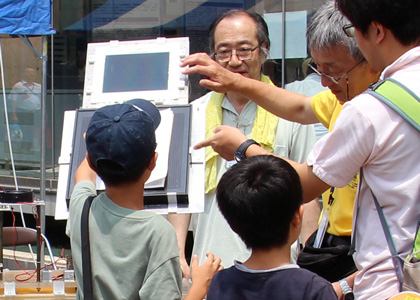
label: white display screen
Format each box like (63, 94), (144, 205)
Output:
(103, 53), (169, 93)
(83, 38), (189, 107)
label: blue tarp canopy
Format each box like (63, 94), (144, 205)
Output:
(0, 0), (55, 35)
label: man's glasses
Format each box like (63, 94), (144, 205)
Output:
(213, 45), (260, 63)
(308, 59), (364, 85)
(343, 24), (355, 38)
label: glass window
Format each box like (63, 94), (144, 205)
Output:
(0, 37), (49, 178)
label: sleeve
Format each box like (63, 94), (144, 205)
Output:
(65, 181), (96, 237)
(70, 181), (96, 201)
(139, 257), (182, 300)
(311, 90), (339, 128)
(305, 272), (338, 300)
(312, 284), (339, 300)
(289, 123), (317, 163)
(307, 100), (375, 188)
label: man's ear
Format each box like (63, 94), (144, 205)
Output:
(261, 42), (268, 49)
(291, 204), (304, 229)
(260, 42), (269, 62)
(372, 21), (385, 44)
(147, 152), (158, 172)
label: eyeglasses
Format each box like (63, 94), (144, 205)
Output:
(343, 24), (355, 38)
(308, 59), (364, 85)
(213, 45), (260, 63)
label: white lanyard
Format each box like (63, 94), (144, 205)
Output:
(313, 188), (335, 248)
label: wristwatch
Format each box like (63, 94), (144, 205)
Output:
(234, 139), (259, 162)
(339, 278), (354, 300)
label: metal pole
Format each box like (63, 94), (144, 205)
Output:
(36, 204), (41, 282)
(51, 0), (56, 180)
(0, 211), (3, 280)
(41, 36), (47, 231)
(38, 35), (48, 281)
(281, 0), (286, 87)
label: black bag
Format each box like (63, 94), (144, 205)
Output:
(297, 230), (357, 282)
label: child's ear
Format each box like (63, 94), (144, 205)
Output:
(147, 152), (158, 172)
(291, 204), (304, 229)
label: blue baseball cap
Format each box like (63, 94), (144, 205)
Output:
(86, 99), (161, 176)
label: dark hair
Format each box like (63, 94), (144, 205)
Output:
(216, 155), (303, 249)
(93, 154), (153, 187)
(208, 9), (270, 59)
(336, 0), (420, 46)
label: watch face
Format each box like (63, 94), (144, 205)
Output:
(344, 293), (354, 300)
(234, 151), (244, 162)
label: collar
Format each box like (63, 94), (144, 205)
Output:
(234, 260), (300, 273)
(381, 46), (420, 80)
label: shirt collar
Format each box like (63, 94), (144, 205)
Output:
(381, 46), (420, 80)
(233, 260), (300, 273)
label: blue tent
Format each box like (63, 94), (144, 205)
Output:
(0, 0), (55, 35)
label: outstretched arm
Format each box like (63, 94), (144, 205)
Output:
(245, 143), (330, 203)
(181, 53), (319, 124)
(195, 125), (330, 202)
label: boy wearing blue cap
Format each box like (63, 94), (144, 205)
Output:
(66, 99), (221, 300)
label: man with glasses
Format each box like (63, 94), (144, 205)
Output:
(307, 58), (364, 101)
(168, 9), (316, 279)
(180, 1), (379, 298)
(182, 0), (420, 298)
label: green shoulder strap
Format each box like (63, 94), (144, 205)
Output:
(367, 79), (420, 261)
(365, 78), (420, 132)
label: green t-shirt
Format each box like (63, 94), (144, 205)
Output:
(66, 181), (182, 300)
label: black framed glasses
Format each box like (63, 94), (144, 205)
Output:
(308, 59), (364, 85)
(343, 24), (355, 38)
(213, 45), (260, 63)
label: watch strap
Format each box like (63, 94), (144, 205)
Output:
(339, 278), (353, 295)
(234, 139), (259, 161)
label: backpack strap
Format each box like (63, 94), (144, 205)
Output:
(366, 78), (420, 132)
(371, 188), (404, 291)
(81, 196), (95, 299)
(357, 169), (404, 291)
